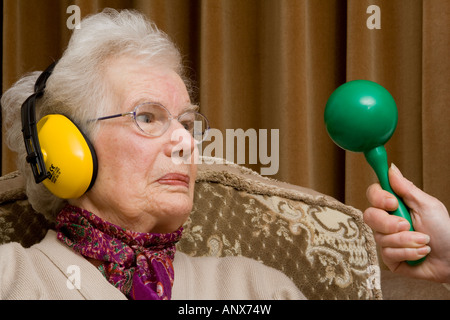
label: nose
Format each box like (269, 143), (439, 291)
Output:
(164, 120), (196, 163)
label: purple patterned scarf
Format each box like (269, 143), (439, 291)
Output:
(55, 204), (182, 300)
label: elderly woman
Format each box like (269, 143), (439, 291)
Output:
(0, 9), (305, 300)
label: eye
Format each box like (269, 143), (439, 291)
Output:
(180, 120), (193, 131)
(179, 114), (196, 132)
(136, 112), (155, 124)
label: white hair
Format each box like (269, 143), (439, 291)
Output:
(2, 8), (188, 221)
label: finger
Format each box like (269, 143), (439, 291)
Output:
(381, 246), (431, 265)
(364, 207), (411, 234)
(366, 183), (399, 211)
(374, 231), (430, 248)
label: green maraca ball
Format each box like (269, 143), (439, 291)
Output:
(324, 80), (398, 152)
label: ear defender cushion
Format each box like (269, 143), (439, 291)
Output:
(36, 114), (98, 199)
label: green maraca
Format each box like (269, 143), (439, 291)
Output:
(324, 79), (425, 265)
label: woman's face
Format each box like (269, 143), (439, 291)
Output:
(72, 56), (198, 233)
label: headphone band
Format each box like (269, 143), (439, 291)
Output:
(34, 61), (57, 93)
(21, 61), (58, 183)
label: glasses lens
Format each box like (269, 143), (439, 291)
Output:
(134, 103), (170, 136)
(178, 111), (210, 143)
(134, 103), (209, 141)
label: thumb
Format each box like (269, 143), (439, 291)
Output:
(388, 164), (431, 212)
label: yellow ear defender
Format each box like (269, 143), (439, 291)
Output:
(21, 61), (98, 199)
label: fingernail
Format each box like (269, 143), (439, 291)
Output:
(418, 246), (431, 256)
(390, 163), (403, 177)
(385, 196), (398, 209)
(416, 234), (430, 245)
(398, 220), (411, 231)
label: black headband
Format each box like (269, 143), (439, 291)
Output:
(21, 61), (57, 183)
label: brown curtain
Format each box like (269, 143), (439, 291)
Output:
(2, 0), (450, 214)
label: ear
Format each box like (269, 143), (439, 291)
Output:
(38, 114), (98, 199)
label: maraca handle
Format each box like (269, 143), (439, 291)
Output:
(364, 146), (426, 265)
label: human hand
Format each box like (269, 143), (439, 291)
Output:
(364, 164), (450, 283)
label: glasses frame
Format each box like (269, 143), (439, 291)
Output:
(94, 102), (210, 142)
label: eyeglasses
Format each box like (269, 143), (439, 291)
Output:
(94, 102), (210, 143)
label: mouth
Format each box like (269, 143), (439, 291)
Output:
(157, 173), (190, 188)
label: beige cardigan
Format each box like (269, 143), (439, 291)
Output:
(0, 230), (306, 300)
